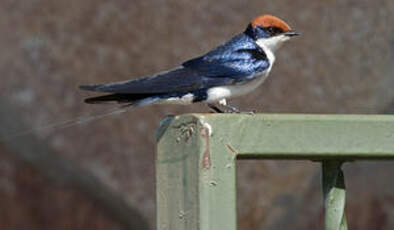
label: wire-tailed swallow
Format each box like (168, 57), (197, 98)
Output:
(80, 14), (299, 112)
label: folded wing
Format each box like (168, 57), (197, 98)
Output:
(80, 34), (269, 95)
(80, 65), (246, 94)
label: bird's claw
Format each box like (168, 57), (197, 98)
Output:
(208, 104), (224, 113)
(224, 104), (240, 113)
(207, 103), (255, 114)
(242, 110), (255, 115)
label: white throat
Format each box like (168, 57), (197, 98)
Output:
(256, 34), (290, 54)
(255, 34), (290, 70)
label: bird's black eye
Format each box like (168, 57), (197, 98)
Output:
(264, 26), (284, 36)
(245, 24), (285, 40)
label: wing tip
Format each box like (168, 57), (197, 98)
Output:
(79, 85), (100, 91)
(83, 97), (104, 104)
(82, 93), (147, 105)
(83, 94), (124, 104)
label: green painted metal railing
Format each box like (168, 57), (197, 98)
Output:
(155, 114), (394, 230)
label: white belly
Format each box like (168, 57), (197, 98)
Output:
(206, 72), (269, 102)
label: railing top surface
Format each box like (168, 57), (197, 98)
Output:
(157, 113), (394, 160)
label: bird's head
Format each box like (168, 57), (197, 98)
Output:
(245, 14), (299, 53)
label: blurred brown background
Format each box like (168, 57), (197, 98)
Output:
(1, 0), (394, 229)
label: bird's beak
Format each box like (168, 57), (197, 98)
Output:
(283, 31), (300, 37)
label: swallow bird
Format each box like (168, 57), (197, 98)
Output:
(80, 14), (299, 112)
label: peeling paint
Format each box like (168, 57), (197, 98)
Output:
(199, 116), (213, 136)
(226, 144), (238, 155)
(172, 120), (197, 142)
(201, 127), (211, 169)
(225, 144), (238, 168)
(210, 180), (217, 186)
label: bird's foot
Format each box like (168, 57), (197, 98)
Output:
(207, 103), (253, 114)
(208, 103), (224, 113)
(222, 104), (241, 113)
(242, 109), (256, 115)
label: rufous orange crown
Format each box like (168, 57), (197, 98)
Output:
(251, 15), (291, 32)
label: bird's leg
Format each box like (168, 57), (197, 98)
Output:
(219, 99), (240, 113)
(207, 99), (244, 113)
(218, 99), (227, 106)
(207, 103), (224, 113)
(222, 99), (257, 114)
(223, 104), (241, 113)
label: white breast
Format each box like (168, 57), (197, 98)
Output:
(206, 43), (275, 103)
(206, 71), (270, 103)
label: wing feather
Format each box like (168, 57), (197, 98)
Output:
(80, 34), (269, 94)
(79, 66), (239, 94)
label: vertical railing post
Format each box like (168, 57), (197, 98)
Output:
(156, 115), (237, 230)
(322, 161), (348, 230)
